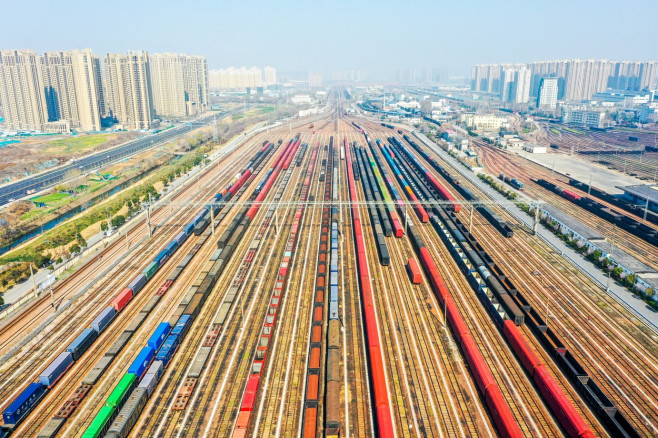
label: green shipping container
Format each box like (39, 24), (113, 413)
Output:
(142, 261), (159, 280)
(106, 373), (136, 408)
(82, 405), (115, 438)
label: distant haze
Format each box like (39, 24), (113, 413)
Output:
(1, 0), (656, 79)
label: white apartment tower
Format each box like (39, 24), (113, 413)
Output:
(537, 77), (558, 109)
(104, 51), (155, 130)
(149, 53), (187, 118)
(149, 53), (209, 118)
(309, 72), (323, 88)
(0, 49), (49, 130)
(264, 66), (277, 86)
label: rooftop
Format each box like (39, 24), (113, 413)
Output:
(542, 204), (606, 241)
(596, 241), (657, 275)
(619, 184), (658, 203)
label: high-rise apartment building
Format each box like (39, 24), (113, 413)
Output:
(537, 77), (558, 109)
(264, 66), (277, 86)
(149, 53), (186, 118)
(104, 51), (155, 130)
(182, 55), (209, 115)
(500, 66), (531, 103)
(209, 67), (262, 89)
(0, 50), (49, 130)
(39, 49), (103, 131)
(473, 59), (657, 102)
(309, 72), (323, 88)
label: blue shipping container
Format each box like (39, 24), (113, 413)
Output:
(155, 336), (179, 367)
(128, 347), (154, 380)
(40, 351), (73, 387)
(66, 328), (98, 360)
(175, 231), (186, 245)
(148, 322), (171, 351)
(127, 274), (147, 295)
(171, 315), (191, 337)
(92, 307), (117, 333)
(3, 382), (46, 425)
(184, 223), (195, 235)
(165, 241), (178, 254)
(154, 249), (169, 266)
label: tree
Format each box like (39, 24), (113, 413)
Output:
(624, 274), (637, 288)
(612, 266), (623, 280)
(111, 215), (125, 228)
(100, 221), (108, 232)
(70, 244), (81, 255)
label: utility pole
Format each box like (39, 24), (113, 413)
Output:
(30, 263), (37, 291)
(588, 174), (592, 195)
(404, 203), (408, 235)
(533, 201), (541, 235)
(49, 281), (55, 309)
(147, 193), (152, 237)
(469, 205), (474, 233)
(211, 205), (215, 235)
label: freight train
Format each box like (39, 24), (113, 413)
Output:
(232, 142), (316, 437)
(534, 178), (658, 247)
(344, 138), (394, 437)
(499, 173), (524, 190)
(1, 142), (275, 437)
(86, 138), (302, 437)
(301, 141), (339, 437)
(398, 134), (514, 237)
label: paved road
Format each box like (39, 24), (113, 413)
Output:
(0, 113), (222, 206)
(414, 131), (658, 330)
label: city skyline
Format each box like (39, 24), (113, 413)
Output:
(0, 0), (656, 77)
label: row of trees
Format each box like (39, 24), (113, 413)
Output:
(537, 210), (657, 306)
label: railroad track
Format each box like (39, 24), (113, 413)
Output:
(350, 128), (498, 436)
(135, 133), (311, 436)
(474, 141), (658, 268)
(6, 134), (272, 435)
(404, 129), (657, 436)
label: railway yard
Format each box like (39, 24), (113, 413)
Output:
(1, 92), (657, 438)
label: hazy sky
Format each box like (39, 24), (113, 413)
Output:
(2, 0), (656, 77)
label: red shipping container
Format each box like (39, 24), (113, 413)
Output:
(112, 288), (133, 312)
(241, 375), (261, 411)
(406, 258), (422, 284)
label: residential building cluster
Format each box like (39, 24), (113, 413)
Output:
(208, 66), (276, 90)
(471, 59), (656, 103)
(0, 49), (209, 132)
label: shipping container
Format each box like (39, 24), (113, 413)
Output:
(40, 351), (74, 387)
(82, 404), (115, 438)
(112, 288), (133, 312)
(127, 275), (147, 295)
(3, 382), (46, 425)
(406, 258), (422, 284)
(106, 373), (137, 408)
(147, 322), (171, 351)
(142, 261), (159, 280)
(128, 347), (154, 380)
(154, 249), (169, 266)
(67, 328), (98, 360)
(91, 307), (116, 333)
